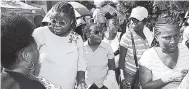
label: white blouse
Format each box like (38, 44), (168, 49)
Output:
(139, 44), (189, 89)
(32, 26), (86, 89)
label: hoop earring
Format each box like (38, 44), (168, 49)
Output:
(22, 52), (35, 70)
(25, 61), (34, 70)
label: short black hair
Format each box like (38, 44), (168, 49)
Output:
(1, 12), (36, 69)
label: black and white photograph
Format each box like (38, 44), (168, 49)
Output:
(1, 0), (189, 89)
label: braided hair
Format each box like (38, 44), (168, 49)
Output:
(151, 14), (180, 47)
(50, 1), (76, 31)
(1, 12), (36, 69)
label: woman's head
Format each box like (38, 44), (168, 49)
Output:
(154, 16), (180, 53)
(129, 6), (148, 31)
(86, 24), (104, 44)
(1, 12), (39, 73)
(49, 1), (76, 36)
(106, 19), (118, 38)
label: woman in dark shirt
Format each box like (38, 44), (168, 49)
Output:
(1, 12), (46, 89)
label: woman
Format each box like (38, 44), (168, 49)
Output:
(119, 6), (153, 88)
(1, 12), (45, 89)
(84, 24), (118, 89)
(32, 1), (86, 89)
(103, 17), (121, 83)
(139, 15), (189, 89)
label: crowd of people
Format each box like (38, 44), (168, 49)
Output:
(1, 1), (189, 89)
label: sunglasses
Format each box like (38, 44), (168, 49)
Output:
(90, 30), (103, 35)
(130, 18), (141, 25)
(50, 19), (67, 26)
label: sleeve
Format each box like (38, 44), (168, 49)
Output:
(32, 27), (44, 51)
(178, 73), (189, 89)
(119, 32), (131, 49)
(107, 43), (114, 59)
(138, 49), (153, 70)
(77, 36), (87, 71)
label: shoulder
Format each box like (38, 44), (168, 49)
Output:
(121, 31), (131, 40)
(32, 26), (49, 37)
(29, 80), (46, 89)
(101, 41), (112, 50)
(139, 48), (157, 65)
(1, 72), (18, 89)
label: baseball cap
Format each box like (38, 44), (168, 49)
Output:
(130, 6), (148, 21)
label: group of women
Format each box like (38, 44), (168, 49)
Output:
(1, 1), (189, 89)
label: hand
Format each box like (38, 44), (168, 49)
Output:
(161, 70), (188, 83)
(120, 69), (125, 81)
(77, 82), (87, 89)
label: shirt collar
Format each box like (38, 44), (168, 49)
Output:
(84, 40), (105, 49)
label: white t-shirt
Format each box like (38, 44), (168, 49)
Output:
(32, 26), (86, 89)
(84, 41), (114, 88)
(139, 43), (189, 89)
(103, 32), (121, 68)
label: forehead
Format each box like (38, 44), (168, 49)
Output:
(159, 24), (179, 35)
(52, 12), (71, 20)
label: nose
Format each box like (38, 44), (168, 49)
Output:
(169, 37), (177, 44)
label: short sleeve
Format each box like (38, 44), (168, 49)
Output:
(139, 48), (154, 70)
(77, 35), (87, 71)
(120, 32), (131, 48)
(107, 43), (114, 59)
(32, 27), (45, 51)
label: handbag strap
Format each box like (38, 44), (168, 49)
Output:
(129, 30), (139, 68)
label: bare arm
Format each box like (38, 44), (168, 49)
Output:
(119, 45), (127, 79)
(108, 59), (116, 70)
(139, 65), (167, 89)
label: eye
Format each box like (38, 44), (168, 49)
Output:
(163, 36), (171, 40)
(59, 21), (66, 26)
(175, 34), (180, 38)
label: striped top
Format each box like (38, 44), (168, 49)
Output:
(139, 44), (189, 89)
(120, 30), (150, 74)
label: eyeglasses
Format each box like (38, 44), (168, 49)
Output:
(90, 30), (103, 35)
(50, 19), (67, 26)
(130, 18), (141, 25)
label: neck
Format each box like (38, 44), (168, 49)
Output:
(162, 47), (178, 54)
(88, 39), (101, 46)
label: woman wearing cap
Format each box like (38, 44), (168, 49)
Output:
(32, 1), (86, 89)
(119, 6), (153, 89)
(139, 15), (189, 89)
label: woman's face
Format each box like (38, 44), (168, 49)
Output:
(89, 26), (103, 44)
(156, 25), (180, 53)
(107, 26), (118, 38)
(129, 18), (145, 31)
(50, 12), (72, 36)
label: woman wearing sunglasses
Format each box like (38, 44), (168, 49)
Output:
(119, 6), (153, 89)
(32, 1), (86, 89)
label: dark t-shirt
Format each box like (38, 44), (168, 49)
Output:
(1, 70), (46, 89)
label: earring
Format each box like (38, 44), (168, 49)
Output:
(22, 52), (35, 70)
(25, 61), (34, 70)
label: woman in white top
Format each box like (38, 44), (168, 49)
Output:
(103, 18), (121, 68)
(32, 1), (86, 89)
(139, 15), (189, 89)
